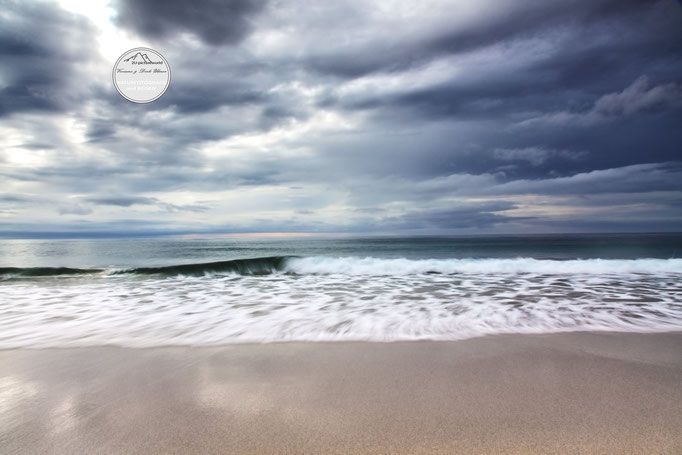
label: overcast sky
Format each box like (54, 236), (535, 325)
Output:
(1, 0), (681, 237)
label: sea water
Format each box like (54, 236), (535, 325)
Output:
(0, 234), (681, 347)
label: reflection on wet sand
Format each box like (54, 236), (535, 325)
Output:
(1, 332), (682, 454)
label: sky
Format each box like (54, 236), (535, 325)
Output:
(0, 0), (681, 237)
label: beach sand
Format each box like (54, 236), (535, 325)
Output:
(1, 332), (681, 454)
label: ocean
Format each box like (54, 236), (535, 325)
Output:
(1, 233), (681, 348)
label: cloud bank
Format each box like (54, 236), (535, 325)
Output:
(0, 0), (681, 236)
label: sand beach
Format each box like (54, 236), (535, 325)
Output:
(2, 331), (681, 454)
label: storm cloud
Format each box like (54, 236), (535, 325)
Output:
(0, 0), (99, 117)
(113, 0), (267, 45)
(0, 0), (681, 237)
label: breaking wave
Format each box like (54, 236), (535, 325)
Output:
(284, 256), (682, 275)
(2, 256), (681, 279)
(0, 255), (681, 348)
(0, 266), (103, 277)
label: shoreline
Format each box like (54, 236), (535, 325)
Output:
(2, 331), (681, 454)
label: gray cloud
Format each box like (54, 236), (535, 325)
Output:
(414, 162), (682, 199)
(593, 77), (682, 117)
(384, 201), (523, 231)
(113, 0), (267, 45)
(304, 0), (658, 79)
(493, 148), (585, 167)
(86, 196), (159, 207)
(85, 196), (209, 213)
(58, 205), (93, 216)
(0, 195), (32, 203)
(523, 77), (682, 126)
(1, 0), (681, 236)
(0, 0), (99, 117)
(490, 162), (682, 196)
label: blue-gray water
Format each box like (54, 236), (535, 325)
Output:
(1, 234), (681, 347)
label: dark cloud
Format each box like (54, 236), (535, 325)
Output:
(148, 76), (267, 114)
(410, 162), (682, 200)
(305, 0), (676, 79)
(0, 0), (98, 117)
(85, 196), (209, 213)
(86, 196), (159, 207)
(493, 148), (585, 167)
(318, 0), (682, 141)
(1, 0), (681, 236)
(85, 121), (117, 143)
(113, 0), (267, 45)
(521, 77), (682, 127)
(385, 201), (522, 231)
(489, 162), (682, 196)
(592, 77), (681, 117)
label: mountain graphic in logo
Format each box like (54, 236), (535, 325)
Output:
(114, 47), (170, 103)
(124, 52), (154, 63)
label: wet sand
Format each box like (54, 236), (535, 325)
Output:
(1, 332), (681, 454)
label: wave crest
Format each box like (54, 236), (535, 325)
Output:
(2, 256), (681, 278)
(117, 256), (291, 276)
(0, 266), (103, 277)
(284, 256), (682, 275)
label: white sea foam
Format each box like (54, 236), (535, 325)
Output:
(283, 256), (682, 275)
(1, 257), (681, 348)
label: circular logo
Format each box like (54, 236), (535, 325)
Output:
(112, 48), (170, 103)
